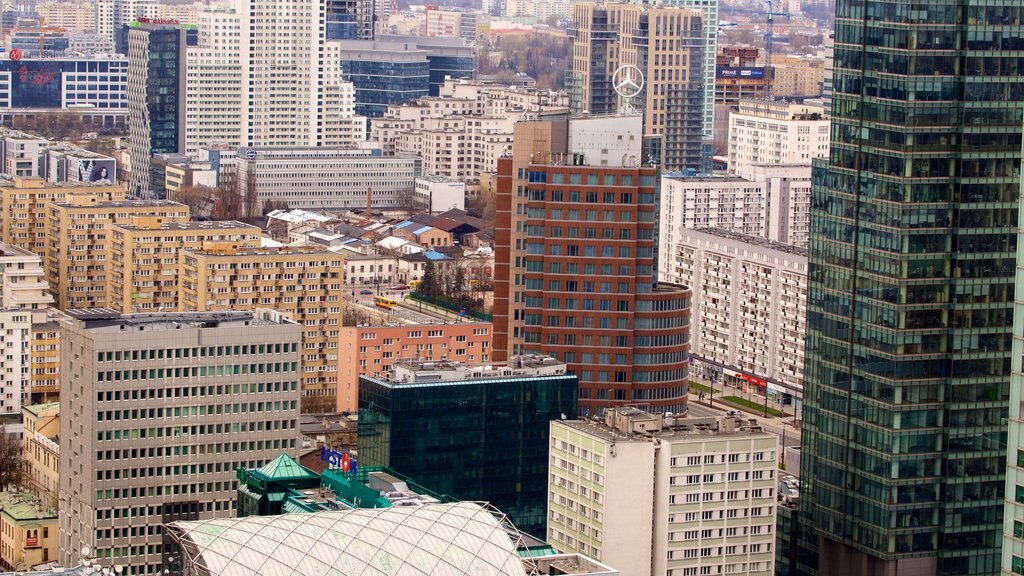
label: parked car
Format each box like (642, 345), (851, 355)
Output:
(359, 289), (373, 295)
(390, 284), (409, 290)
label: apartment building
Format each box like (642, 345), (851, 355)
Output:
(58, 309), (302, 574)
(727, 100), (830, 174)
(23, 402), (60, 508)
(30, 313), (60, 403)
(107, 218), (261, 313)
(549, 408), (778, 576)
(658, 175), (766, 281)
(0, 177), (124, 256)
(669, 228), (807, 406)
(336, 322), (492, 412)
(46, 196), (190, 309)
(734, 163), (811, 248)
(771, 56), (825, 98)
(185, 9), (243, 154)
(178, 246), (345, 401)
(0, 243), (55, 417)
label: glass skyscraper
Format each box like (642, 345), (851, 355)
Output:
(800, 2), (1024, 575)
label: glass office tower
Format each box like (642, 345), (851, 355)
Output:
(800, 2), (1024, 575)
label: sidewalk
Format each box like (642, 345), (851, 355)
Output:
(689, 376), (801, 426)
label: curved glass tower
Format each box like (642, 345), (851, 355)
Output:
(800, 2), (1024, 575)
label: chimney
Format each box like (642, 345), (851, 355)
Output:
(367, 187), (373, 217)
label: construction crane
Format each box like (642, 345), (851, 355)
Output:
(762, 0), (791, 100)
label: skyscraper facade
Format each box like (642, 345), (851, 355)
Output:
(126, 22), (195, 198)
(493, 114), (691, 416)
(801, 3), (1024, 575)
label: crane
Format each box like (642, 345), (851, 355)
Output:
(763, 0), (791, 100)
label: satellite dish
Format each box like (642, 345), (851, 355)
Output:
(81, 546), (91, 558)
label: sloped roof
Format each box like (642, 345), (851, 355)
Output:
(166, 502), (530, 576)
(252, 454), (319, 482)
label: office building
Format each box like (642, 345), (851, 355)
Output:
(494, 114), (691, 416)
(715, 48), (770, 106)
(414, 175), (466, 212)
(0, 177), (124, 256)
(58, 309), (302, 574)
(23, 402), (60, 508)
(377, 34), (475, 96)
(568, 3), (706, 171)
(234, 148), (418, 212)
(422, 7), (481, 41)
(0, 55), (128, 111)
(326, 0), (375, 40)
(107, 218), (261, 313)
(178, 246), (345, 402)
(65, 31), (116, 55)
(43, 144), (117, 184)
(726, 100), (829, 175)
(549, 409), (777, 576)
(337, 322), (492, 412)
(804, 3), (1024, 575)
(8, 31), (70, 58)
(1, 132), (47, 177)
(336, 40), (430, 118)
(45, 196), (190, 309)
(667, 228), (807, 408)
(126, 22), (195, 198)
(358, 356), (578, 536)
(0, 490), (58, 571)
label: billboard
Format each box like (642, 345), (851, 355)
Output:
(716, 66), (767, 80)
(72, 157), (116, 182)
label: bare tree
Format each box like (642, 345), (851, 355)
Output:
(0, 432), (23, 490)
(301, 395), (337, 414)
(172, 185), (215, 218)
(212, 184), (243, 220)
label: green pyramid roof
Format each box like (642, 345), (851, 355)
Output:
(252, 453), (319, 482)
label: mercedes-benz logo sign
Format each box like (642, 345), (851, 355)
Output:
(612, 65), (644, 99)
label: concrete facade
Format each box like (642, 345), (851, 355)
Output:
(58, 310), (302, 574)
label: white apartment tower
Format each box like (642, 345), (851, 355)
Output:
(727, 100), (830, 175)
(96, 0), (160, 45)
(0, 242), (54, 417)
(186, 10), (243, 154)
(549, 408), (778, 576)
(658, 174), (767, 282)
(669, 228), (807, 404)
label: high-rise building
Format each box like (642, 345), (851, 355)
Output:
(493, 114), (691, 416)
(107, 218), (261, 313)
(0, 177), (124, 256)
(667, 228), (807, 409)
(46, 195), (190, 310)
(568, 3), (706, 171)
(97, 0), (159, 48)
(326, 0), (375, 40)
(177, 246), (345, 402)
(376, 35), (475, 97)
(126, 22), (195, 198)
(803, 3), (1024, 575)
(0, 242), (54, 418)
(58, 309), (302, 574)
(726, 100), (829, 176)
(358, 356), (578, 537)
(335, 40), (431, 118)
(38, 1), (98, 31)
(185, 9), (243, 154)
(548, 409), (778, 576)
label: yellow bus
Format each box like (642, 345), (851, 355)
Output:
(373, 295), (398, 309)
(409, 279), (422, 288)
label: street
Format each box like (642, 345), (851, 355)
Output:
(688, 393), (802, 448)
(349, 290), (461, 325)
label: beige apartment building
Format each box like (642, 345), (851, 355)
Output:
(336, 322), (492, 412)
(108, 218), (260, 313)
(23, 402), (60, 508)
(58, 310), (302, 575)
(179, 246), (345, 401)
(46, 196), (190, 309)
(0, 177), (124, 256)
(30, 314), (60, 403)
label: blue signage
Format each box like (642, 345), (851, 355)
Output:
(320, 446), (357, 475)
(245, 148), (257, 160)
(716, 66), (766, 80)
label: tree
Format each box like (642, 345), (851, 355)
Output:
(0, 432), (22, 490)
(301, 395), (337, 414)
(417, 260), (439, 300)
(212, 184), (243, 220)
(172, 185), (215, 217)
